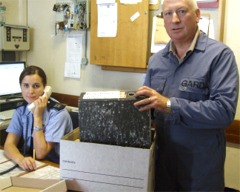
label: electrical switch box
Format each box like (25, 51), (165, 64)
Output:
(0, 24), (30, 51)
(54, 0), (90, 32)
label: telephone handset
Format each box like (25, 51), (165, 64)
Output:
(27, 86), (52, 113)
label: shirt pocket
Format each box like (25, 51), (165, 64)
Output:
(151, 76), (167, 94)
(179, 78), (209, 101)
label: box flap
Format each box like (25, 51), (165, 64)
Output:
(42, 180), (67, 192)
(0, 177), (12, 190)
(61, 127), (79, 141)
(10, 177), (64, 189)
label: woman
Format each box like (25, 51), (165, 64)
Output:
(4, 65), (73, 171)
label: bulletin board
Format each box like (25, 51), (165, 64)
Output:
(90, 0), (149, 69)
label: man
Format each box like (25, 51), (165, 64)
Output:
(134, 0), (239, 191)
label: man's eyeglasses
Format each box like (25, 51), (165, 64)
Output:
(162, 8), (188, 19)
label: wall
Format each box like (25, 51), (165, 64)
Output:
(26, 0), (145, 98)
(224, 0), (240, 120)
(225, 143), (240, 190)
(223, 0), (240, 190)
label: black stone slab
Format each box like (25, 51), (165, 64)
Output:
(78, 91), (151, 148)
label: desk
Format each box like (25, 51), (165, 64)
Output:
(0, 148), (60, 179)
(0, 146), (59, 167)
(41, 159), (59, 168)
(0, 148), (67, 191)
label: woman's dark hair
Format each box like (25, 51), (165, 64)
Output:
(19, 65), (47, 86)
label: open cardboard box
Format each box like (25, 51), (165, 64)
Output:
(0, 177), (67, 192)
(60, 128), (155, 192)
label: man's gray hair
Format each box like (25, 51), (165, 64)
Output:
(162, 0), (199, 10)
(188, 0), (199, 10)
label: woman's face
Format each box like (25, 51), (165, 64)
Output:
(20, 74), (45, 104)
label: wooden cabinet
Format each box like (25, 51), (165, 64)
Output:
(90, 0), (149, 70)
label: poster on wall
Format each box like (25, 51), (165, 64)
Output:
(197, 0), (219, 8)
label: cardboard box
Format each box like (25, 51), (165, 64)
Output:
(0, 177), (67, 192)
(60, 128), (155, 192)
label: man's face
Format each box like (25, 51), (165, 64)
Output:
(162, 0), (200, 43)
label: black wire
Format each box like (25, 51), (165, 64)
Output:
(0, 107), (29, 176)
(0, 164), (18, 175)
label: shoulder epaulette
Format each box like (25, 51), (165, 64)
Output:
(47, 99), (66, 111)
(15, 100), (28, 108)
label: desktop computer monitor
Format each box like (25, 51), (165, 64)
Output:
(0, 61), (25, 99)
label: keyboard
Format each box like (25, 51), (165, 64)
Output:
(0, 109), (15, 120)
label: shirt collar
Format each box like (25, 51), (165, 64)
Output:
(169, 28), (200, 62)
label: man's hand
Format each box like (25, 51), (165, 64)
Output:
(134, 86), (170, 112)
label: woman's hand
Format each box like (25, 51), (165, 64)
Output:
(16, 156), (37, 171)
(33, 94), (48, 117)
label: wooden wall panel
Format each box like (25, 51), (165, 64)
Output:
(90, 0), (149, 69)
(226, 120), (240, 144)
(52, 92), (79, 107)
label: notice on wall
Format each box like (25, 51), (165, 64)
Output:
(64, 34), (82, 79)
(97, 3), (117, 37)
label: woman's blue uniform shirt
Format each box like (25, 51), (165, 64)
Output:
(145, 32), (239, 190)
(6, 98), (73, 163)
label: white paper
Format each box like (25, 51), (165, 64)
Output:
(130, 11), (140, 22)
(198, 16), (215, 39)
(97, 0), (115, 4)
(198, 15), (210, 35)
(120, 0), (142, 4)
(0, 151), (46, 179)
(97, 3), (117, 37)
(0, 161), (25, 179)
(149, 0), (158, 5)
(151, 16), (167, 53)
(64, 34), (82, 79)
(208, 19), (215, 39)
(21, 165), (60, 179)
(83, 91), (127, 99)
(0, 149), (9, 163)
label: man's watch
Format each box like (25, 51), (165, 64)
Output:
(33, 126), (43, 131)
(166, 99), (171, 111)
